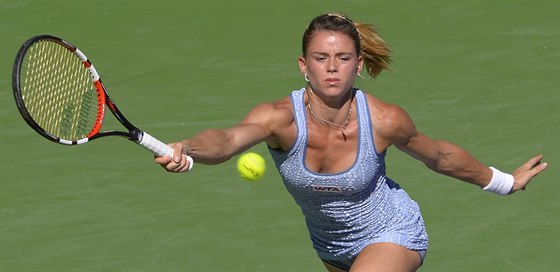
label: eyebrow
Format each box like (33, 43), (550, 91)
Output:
(311, 52), (354, 56)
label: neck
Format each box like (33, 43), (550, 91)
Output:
(308, 86), (353, 108)
(306, 87), (354, 129)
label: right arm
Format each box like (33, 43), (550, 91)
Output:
(181, 123), (270, 165)
(154, 101), (288, 172)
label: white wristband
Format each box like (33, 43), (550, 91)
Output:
(483, 167), (514, 195)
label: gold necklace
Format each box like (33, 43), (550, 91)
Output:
(308, 103), (352, 130)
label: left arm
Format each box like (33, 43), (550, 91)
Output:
(378, 103), (547, 194)
(396, 131), (493, 187)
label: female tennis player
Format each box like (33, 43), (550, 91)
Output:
(155, 13), (547, 272)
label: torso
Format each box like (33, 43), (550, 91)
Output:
(267, 88), (429, 260)
(266, 88), (394, 174)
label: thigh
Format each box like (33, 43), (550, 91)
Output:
(323, 261), (349, 272)
(350, 243), (422, 272)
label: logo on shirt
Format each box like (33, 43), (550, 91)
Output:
(312, 185), (342, 193)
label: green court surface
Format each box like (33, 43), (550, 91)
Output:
(1, 1), (558, 271)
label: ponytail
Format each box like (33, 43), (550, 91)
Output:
(355, 22), (391, 78)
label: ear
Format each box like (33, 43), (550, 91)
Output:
(356, 55), (364, 75)
(298, 55), (307, 75)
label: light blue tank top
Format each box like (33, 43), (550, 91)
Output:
(268, 88), (428, 261)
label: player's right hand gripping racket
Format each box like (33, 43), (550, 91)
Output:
(12, 35), (193, 170)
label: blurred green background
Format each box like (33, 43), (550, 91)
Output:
(1, 0), (558, 271)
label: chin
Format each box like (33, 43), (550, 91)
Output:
(323, 85), (352, 95)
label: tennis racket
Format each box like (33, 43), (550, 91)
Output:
(12, 34), (193, 170)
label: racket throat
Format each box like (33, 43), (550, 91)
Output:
(130, 128), (143, 143)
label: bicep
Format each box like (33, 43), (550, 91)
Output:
(376, 103), (441, 168)
(226, 102), (279, 154)
(225, 123), (271, 156)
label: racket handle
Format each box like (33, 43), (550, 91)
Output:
(138, 131), (194, 171)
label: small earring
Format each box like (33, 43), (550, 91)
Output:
(304, 74), (310, 82)
(357, 72), (365, 79)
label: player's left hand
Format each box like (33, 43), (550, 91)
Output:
(510, 154), (547, 193)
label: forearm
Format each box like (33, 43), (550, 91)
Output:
(181, 128), (236, 165)
(426, 140), (492, 187)
(426, 141), (546, 196)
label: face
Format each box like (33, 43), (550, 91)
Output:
(299, 31), (363, 101)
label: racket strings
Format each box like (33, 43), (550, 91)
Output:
(21, 40), (100, 141)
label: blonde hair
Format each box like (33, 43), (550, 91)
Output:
(355, 22), (391, 78)
(302, 13), (391, 78)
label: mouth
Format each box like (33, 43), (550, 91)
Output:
(325, 78), (340, 85)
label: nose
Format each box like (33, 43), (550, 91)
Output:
(327, 59), (337, 73)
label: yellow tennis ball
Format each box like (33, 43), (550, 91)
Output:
(237, 152), (266, 181)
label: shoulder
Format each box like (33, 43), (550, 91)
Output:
(244, 96), (293, 124)
(362, 91), (416, 145)
(241, 96), (296, 150)
(241, 96), (295, 138)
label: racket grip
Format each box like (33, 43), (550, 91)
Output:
(138, 131), (194, 171)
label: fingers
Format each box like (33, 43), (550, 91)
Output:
(154, 155), (170, 164)
(528, 161), (548, 181)
(523, 154), (545, 170)
(167, 154), (192, 172)
(511, 154), (548, 193)
(515, 154), (547, 177)
(153, 142), (193, 173)
(157, 154), (192, 173)
(172, 143), (184, 164)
